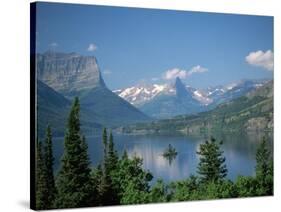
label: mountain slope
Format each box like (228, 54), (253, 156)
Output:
(79, 86), (151, 125)
(140, 78), (205, 118)
(121, 81), (273, 134)
(37, 80), (102, 138)
(207, 79), (267, 108)
(114, 84), (172, 107)
(37, 51), (150, 128)
(131, 77), (204, 118)
(114, 78), (268, 118)
(140, 78), (204, 118)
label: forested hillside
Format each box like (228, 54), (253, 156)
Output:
(120, 81), (273, 134)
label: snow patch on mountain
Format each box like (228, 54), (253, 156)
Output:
(113, 79), (269, 108)
(113, 84), (175, 106)
(193, 90), (213, 105)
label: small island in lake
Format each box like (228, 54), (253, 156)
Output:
(163, 144), (178, 158)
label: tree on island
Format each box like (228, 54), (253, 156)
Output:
(162, 144), (178, 165)
(197, 137), (228, 183)
(55, 97), (94, 208)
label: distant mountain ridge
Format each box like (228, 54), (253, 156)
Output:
(36, 51), (150, 136)
(138, 77), (204, 118)
(120, 80), (273, 134)
(114, 78), (268, 118)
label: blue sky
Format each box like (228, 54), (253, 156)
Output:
(35, 2), (273, 90)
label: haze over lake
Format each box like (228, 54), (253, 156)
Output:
(53, 131), (273, 184)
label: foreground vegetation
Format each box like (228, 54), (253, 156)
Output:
(35, 97), (273, 210)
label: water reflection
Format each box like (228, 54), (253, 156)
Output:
(162, 144), (178, 165)
(53, 131), (273, 184)
(164, 154), (177, 166)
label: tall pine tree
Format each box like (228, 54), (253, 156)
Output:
(98, 128), (119, 205)
(44, 125), (56, 208)
(56, 97), (94, 208)
(107, 131), (118, 172)
(256, 137), (273, 195)
(102, 128), (108, 157)
(35, 139), (48, 210)
(106, 131), (119, 204)
(197, 137), (227, 183)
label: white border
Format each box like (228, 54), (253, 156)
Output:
(0, 0), (280, 212)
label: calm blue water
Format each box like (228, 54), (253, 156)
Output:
(52, 131), (272, 183)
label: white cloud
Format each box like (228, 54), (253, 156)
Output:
(245, 50), (274, 71)
(163, 68), (187, 80)
(87, 43), (97, 51)
(103, 70), (112, 75)
(188, 65), (208, 75)
(163, 65), (208, 80)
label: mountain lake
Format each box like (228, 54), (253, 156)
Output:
(52, 131), (273, 184)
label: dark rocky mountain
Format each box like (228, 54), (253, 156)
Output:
(139, 77), (204, 118)
(175, 77), (190, 99)
(37, 51), (150, 134)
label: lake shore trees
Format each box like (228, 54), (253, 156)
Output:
(35, 97), (273, 209)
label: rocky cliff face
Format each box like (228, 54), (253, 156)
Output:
(37, 51), (105, 96)
(36, 51), (151, 128)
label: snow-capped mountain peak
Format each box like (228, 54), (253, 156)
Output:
(113, 83), (174, 106)
(113, 79), (268, 112)
(192, 90), (213, 105)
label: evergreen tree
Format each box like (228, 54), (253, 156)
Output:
(102, 128), (108, 158)
(122, 149), (128, 160)
(111, 154), (153, 204)
(56, 97), (94, 208)
(107, 131), (119, 203)
(44, 125), (56, 208)
(91, 164), (103, 205)
(107, 131), (118, 172)
(255, 137), (273, 195)
(98, 128), (109, 204)
(256, 137), (271, 179)
(96, 169), (109, 205)
(99, 129), (119, 205)
(235, 176), (258, 197)
(35, 139), (48, 210)
(168, 175), (199, 201)
(196, 137), (227, 183)
(149, 179), (168, 203)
